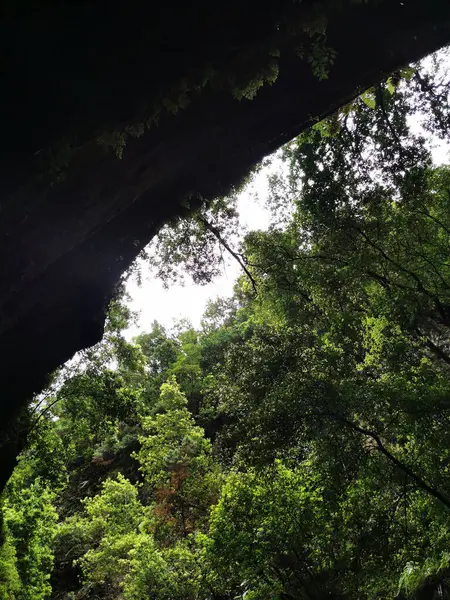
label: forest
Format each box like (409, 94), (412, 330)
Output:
(2, 48), (450, 599)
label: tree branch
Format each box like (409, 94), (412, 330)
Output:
(414, 208), (450, 238)
(197, 215), (257, 293)
(417, 328), (450, 368)
(375, 84), (403, 149)
(327, 411), (450, 510)
(27, 396), (62, 436)
(356, 226), (450, 325)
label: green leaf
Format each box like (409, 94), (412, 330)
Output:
(386, 77), (396, 95)
(361, 90), (376, 109)
(400, 66), (416, 81)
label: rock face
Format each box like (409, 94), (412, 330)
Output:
(0, 0), (450, 488)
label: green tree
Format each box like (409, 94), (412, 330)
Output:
(3, 480), (58, 600)
(137, 378), (221, 542)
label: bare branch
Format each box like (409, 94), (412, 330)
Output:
(197, 215), (257, 294)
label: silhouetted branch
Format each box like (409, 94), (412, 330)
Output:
(197, 215), (257, 294)
(327, 411), (450, 510)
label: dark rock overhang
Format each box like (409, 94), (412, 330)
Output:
(0, 0), (450, 487)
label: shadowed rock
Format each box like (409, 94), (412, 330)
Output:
(0, 0), (449, 489)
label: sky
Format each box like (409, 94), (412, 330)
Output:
(124, 108), (450, 340)
(124, 160), (277, 338)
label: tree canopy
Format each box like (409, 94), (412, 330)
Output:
(2, 45), (450, 600)
(1, 1), (450, 501)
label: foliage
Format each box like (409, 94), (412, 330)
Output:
(3, 480), (58, 600)
(3, 45), (450, 600)
(137, 378), (221, 542)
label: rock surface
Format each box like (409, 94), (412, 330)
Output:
(0, 0), (449, 488)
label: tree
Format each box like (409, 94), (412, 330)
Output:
(3, 479), (58, 600)
(137, 378), (221, 542)
(4, 45), (450, 600)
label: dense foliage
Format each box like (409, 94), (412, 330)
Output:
(2, 48), (450, 599)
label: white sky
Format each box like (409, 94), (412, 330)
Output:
(124, 161), (276, 338)
(125, 119), (450, 340)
